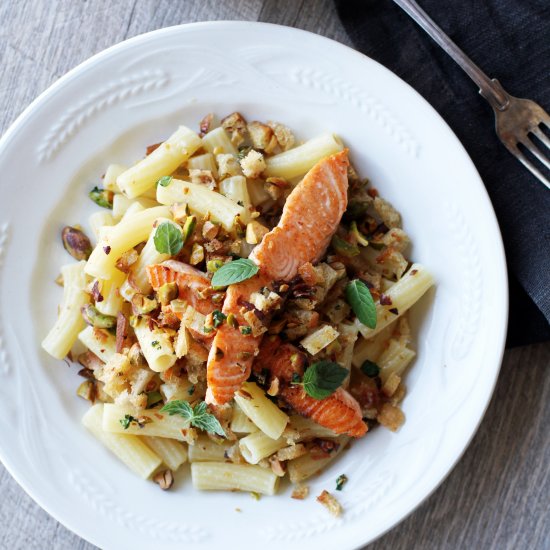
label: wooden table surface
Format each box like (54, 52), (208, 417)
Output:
(1, 1), (548, 549)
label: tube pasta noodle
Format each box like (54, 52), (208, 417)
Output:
(265, 133), (344, 179)
(357, 264), (434, 339)
(239, 431), (287, 464)
(78, 326), (117, 363)
(104, 163), (127, 193)
(191, 462), (279, 495)
(83, 404), (162, 479)
(117, 126), (202, 198)
(234, 382), (289, 440)
(288, 436), (349, 483)
(230, 403), (259, 434)
(219, 176), (253, 223)
(85, 205), (171, 279)
(44, 112), (433, 497)
(188, 436), (232, 462)
(94, 269), (126, 317)
(187, 152), (218, 178)
(133, 319), (176, 373)
(41, 261), (90, 359)
(102, 403), (191, 441)
(201, 127), (238, 156)
(156, 179), (244, 231)
(141, 436), (188, 471)
(112, 194), (159, 220)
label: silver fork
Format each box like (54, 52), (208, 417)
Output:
(393, 0), (550, 190)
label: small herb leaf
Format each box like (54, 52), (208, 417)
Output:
(345, 279), (377, 329)
(360, 359), (380, 378)
(157, 175), (173, 187)
(160, 400), (226, 437)
(302, 360), (348, 400)
(154, 222), (184, 255)
(211, 258), (259, 287)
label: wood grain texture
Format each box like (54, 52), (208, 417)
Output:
(0, 1), (548, 549)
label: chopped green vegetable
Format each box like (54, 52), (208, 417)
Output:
(211, 258), (259, 287)
(345, 279), (377, 329)
(154, 222), (184, 255)
(120, 414), (137, 430)
(300, 360), (348, 400)
(331, 235), (360, 257)
(336, 474), (348, 491)
(161, 400), (226, 437)
(157, 175), (173, 187)
(360, 360), (380, 378)
(89, 187), (113, 209)
(81, 304), (117, 329)
(151, 340), (161, 350)
(240, 326), (252, 335)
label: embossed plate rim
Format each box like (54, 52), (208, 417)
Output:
(0, 21), (508, 550)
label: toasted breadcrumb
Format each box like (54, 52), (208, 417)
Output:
(316, 490), (342, 517)
(373, 196), (401, 228)
(267, 121), (295, 150)
(216, 153), (242, 178)
(291, 484), (310, 500)
(276, 443), (307, 461)
(248, 121), (278, 153)
(240, 150), (266, 178)
(378, 403), (405, 431)
(221, 112), (248, 146)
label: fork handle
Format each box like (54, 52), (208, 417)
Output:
(393, 0), (510, 110)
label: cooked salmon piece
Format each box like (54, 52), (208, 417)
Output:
(147, 260), (215, 316)
(255, 336), (367, 438)
(206, 151), (349, 405)
(206, 273), (271, 404)
(250, 150), (349, 281)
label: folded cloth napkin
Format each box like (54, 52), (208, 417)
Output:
(335, 0), (550, 347)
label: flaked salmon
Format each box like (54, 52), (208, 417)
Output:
(147, 260), (215, 316)
(255, 336), (367, 438)
(206, 151), (349, 405)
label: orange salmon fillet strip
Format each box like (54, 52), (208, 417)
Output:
(255, 336), (367, 438)
(207, 151), (349, 405)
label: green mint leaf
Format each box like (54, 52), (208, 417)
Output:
(345, 279), (377, 329)
(157, 175), (173, 187)
(160, 400), (194, 422)
(160, 400), (226, 437)
(89, 187), (113, 209)
(302, 360), (348, 400)
(211, 258), (259, 287)
(360, 360), (380, 378)
(154, 222), (184, 255)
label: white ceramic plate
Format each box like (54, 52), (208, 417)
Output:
(0, 22), (507, 550)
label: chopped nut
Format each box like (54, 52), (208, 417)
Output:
(202, 220), (220, 240)
(153, 469), (174, 490)
(157, 282), (179, 306)
(245, 220), (269, 245)
(291, 484), (310, 500)
(316, 490), (342, 517)
(115, 248), (139, 273)
(81, 304), (117, 329)
(61, 226), (93, 260)
(190, 169), (216, 190)
(171, 203), (189, 223)
(189, 243), (205, 265)
(221, 112), (248, 146)
(267, 376), (280, 396)
(269, 456), (286, 477)
(199, 113), (214, 137)
(242, 310), (268, 337)
(131, 294), (158, 315)
(240, 150), (266, 179)
(128, 342), (146, 367)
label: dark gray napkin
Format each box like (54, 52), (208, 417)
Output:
(335, 0), (550, 347)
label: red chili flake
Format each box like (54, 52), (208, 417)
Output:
(103, 246), (111, 255)
(410, 269), (418, 275)
(154, 413), (164, 420)
(367, 188), (379, 198)
(389, 308), (399, 315)
(379, 294), (393, 306)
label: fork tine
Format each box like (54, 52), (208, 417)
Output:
(510, 147), (550, 190)
(522, 136), (550, 171)
(532, 127), (550, 150)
